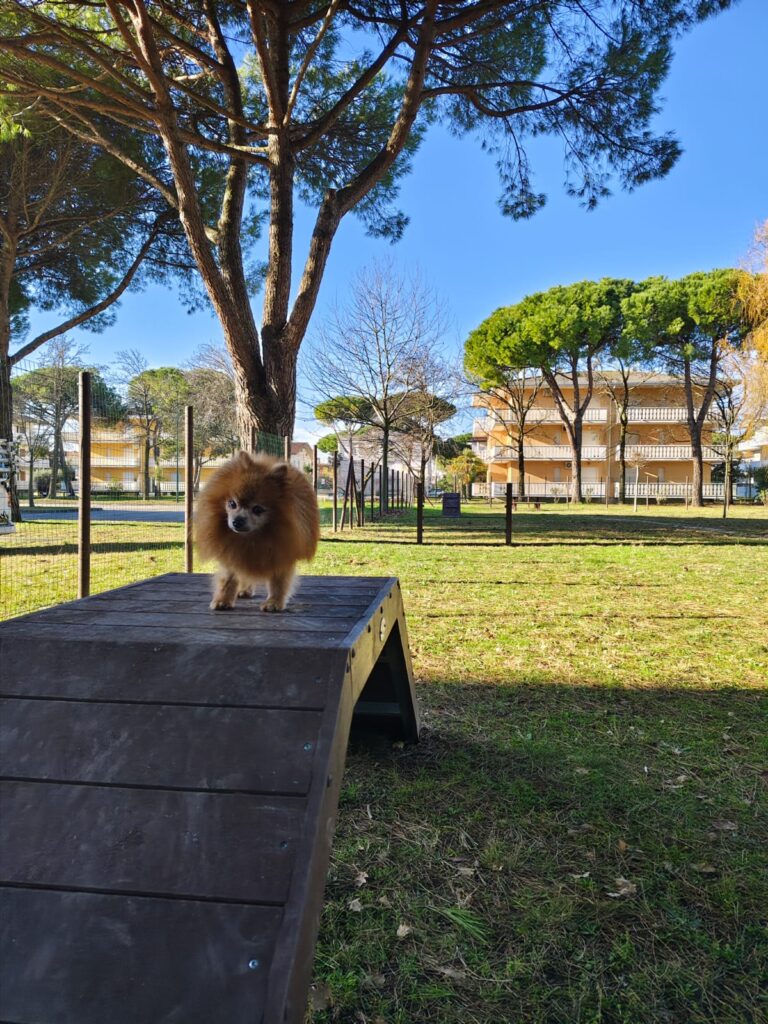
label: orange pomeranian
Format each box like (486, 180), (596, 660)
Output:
(195, 450), (320, 612)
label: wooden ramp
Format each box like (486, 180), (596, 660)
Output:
(0, 573), (419, 1024)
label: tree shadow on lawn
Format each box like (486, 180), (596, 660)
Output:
(318, 681), (766, 1024)
(2, 540), (183, 557)
(320, 508), (768, 546)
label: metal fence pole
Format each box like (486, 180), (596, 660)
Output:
(283, 434), (290, 462)
(78, 371), (92, 599)
(505, 482), (513, 546)
(312, 445), (318, 494)
(416, 481), (424, 544)
(332, 451), (338, 532)
(360, 459), (365, 526)
(185, 405), (194, 572)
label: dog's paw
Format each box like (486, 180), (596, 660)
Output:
(210, 599), (235, 611)
(260, 600), (284, 613)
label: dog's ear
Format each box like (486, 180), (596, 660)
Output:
(268, 462), (289, 483)
(235, 450), (254, 466)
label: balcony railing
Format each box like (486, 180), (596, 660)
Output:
(471, 480), (725, 501)
(626, 406), (715, 423)
(90, 455), (141, 467)
(473, 407), (607, 434)
(616, 482), (724, 499)
(491, 445), (606, 461)
(473, 481), (605, 498)
(619, 444), (721, 462)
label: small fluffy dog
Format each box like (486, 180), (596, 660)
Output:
(195, 451), (320, 612)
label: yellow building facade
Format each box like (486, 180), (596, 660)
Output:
(471, 373), (723, 501)
(14, 419), (233, 495)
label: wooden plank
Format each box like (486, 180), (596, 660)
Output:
(30, 607), (363, 633)
(0, 622), (350, 647)
(0, 781), (303, 903)
(0, 573), (419, 1024)
(0, 887), (282, 1024)
(84, 592), (382, 611)
(0, 573), (391, 628)
(0, 641), (347, 708)
(264, 649), (354, 1023)
(0, 699), (321, 795)
(88, 573), (388, 594)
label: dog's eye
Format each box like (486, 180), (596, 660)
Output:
(227, 499), (237, 510)
(252, 504), (264, 516)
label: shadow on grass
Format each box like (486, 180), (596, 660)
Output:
(322, 510), (768, 547)
(321, 680), (766, 1024)
(2, 540), (184, 556)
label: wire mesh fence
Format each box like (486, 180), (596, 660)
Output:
(0, 361), (285, 620)
(2, 356), (426, 621)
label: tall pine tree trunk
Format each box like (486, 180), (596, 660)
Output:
(689, 427), (704, 508)
(570, 418), (584, 502)
(618, 418), (628, 503)
(517, 444), (526, 499)
(0, 354), (21, 521)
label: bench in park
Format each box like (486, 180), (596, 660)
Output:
(0, 572), (419, 1024)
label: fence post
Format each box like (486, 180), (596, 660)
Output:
(370, 466), (375, 520)
(505, 482), (513, 546)
(379, 465), (383, 517)
(78, 370), (91, 599)
(283, 434), (290, 462)
(185, 405), (194, 572)
(332, 451), (338, 532)
(360, 459), (365, 526)
(312, 445), (318, 494)
(416, 481), (424, 544)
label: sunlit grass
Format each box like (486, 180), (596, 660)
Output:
(2, 502), (766, 1022)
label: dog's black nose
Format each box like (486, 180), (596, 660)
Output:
(232, 515), (247, 531)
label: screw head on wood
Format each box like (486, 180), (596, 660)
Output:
(303, 741), (313, 751)
(248, 959), (260, 970)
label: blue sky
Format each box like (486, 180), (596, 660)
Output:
(25, 0), (768, 440)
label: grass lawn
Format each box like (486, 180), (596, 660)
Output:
(308, 504), (767, 1024)
(1, 502), (766, 1022)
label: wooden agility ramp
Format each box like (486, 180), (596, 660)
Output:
(0, 573), (419, 1024)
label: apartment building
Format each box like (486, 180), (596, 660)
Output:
(737, 426), (768, 470)
(12, 418), (233, 496)
(471, 372), (724, 500)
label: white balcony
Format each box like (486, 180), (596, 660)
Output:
(619, 445), (721, 462)
(616, 482), (724, 499)
(473, 407), (607, 434)
(473, 481), (606, 498)
(491, 445), (606, 461)
(91, 455), (141, 467)
(626, 406), (715, 423)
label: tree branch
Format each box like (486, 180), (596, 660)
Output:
(10, 216), (166, 366)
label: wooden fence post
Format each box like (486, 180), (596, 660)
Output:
(416, 481), (424, 545)
(78, 371), (91, 599)
(332, 452), (338, 532)
(283, 435), (290, 462)
(185, 405), (194, 572)
(505, 482), (513, 546)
